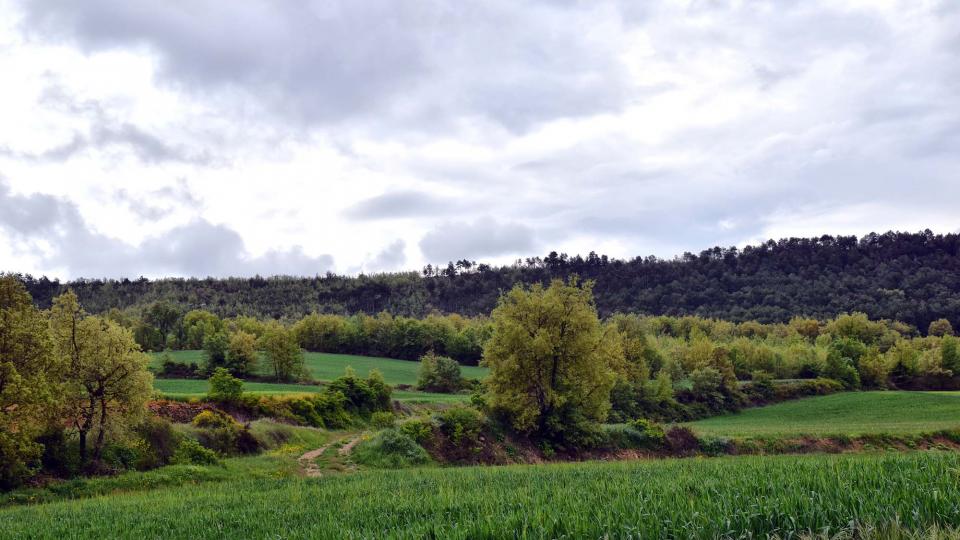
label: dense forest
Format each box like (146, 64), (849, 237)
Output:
(14, 231), (960, 333)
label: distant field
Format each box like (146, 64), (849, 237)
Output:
(3, 452), (960, 538)
(153, 378), (468, 404)
(686, 391), (960, 437)
(150, 350), (488, 386)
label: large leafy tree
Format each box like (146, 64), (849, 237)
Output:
(259, 322), (305, 382)
(0, 276), (60, 488)
(482, 279), (622, 444)
(49, 291), (153, 464)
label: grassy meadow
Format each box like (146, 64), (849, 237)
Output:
(3, 451), (960, 538)
(686, 391), (960, 437)
(150, 350), (489, 386)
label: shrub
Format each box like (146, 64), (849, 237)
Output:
(352, 429), (430, 468)
(171, 438), (219, 465)
(665, 426), (700, 454)
(699, 436), (734, 456)
(133, 417), (180, 469)
(435, 406), (485, 445)
(208, 367), (244, 402)
(371, 412), (395, 429)
(417, 352), (463, 393)
(749, 370), (775, 400)
(192, 410), (235, 429)
(326, 368), (392, 417)
(399, 418), (435, 444)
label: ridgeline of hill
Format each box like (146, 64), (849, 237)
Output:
(15, 230), (960, 331)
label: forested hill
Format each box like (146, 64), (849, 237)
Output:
(16, 230), (960, 331)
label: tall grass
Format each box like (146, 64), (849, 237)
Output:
(3, 452), (960, 538)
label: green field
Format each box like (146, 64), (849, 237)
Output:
(3, 451), (959, 538)
(686, 391), (960, 437)
(153, 378), (468, 403)
(150, 350), (489, 386)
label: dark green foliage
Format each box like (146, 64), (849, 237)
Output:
(825, 351), (861, 389)
(602, 419), (666, 450)
(19, 231), (960, 333)
(435, 406), (485, 445)
(191, 411), (260, 456)
(325, 369), (392, 417)
(202, 331), (230, 372)
(133, 417), (179, 470)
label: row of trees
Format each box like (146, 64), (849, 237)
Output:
(1, 277), (152, 488)
(17, 231), (960, 331)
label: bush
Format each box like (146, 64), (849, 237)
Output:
(417, 352), (463, 393)
(399, 418), (435, 444)
(36, 428), (81, 479)
(435, 406), (485, 445)
(352, 429), (430, 468)
(133, 417), (180, 469)
(371, 412), (395, 429)
(191, 410), (260, 455)
(171, 438), (219, 465)
(326, 368), (392, 417)
(699, 436), (734, 456)
(207, 368), (243, 402)
(665, 426), (700, 454)
(192, 410), (235, 429)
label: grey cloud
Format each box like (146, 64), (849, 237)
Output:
(366, 240), (406, 272)
(113, 179), (203, 221)
(343, 190), (450, 220)
(18, 0), (636, 132)
(0, 180), (332, 278)
(419, 218), (535, 262)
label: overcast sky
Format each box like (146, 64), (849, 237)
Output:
(0, 0), (958, 279)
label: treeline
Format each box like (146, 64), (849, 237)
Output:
(128, 306), (490, 366)
(15, 230), (960, 332)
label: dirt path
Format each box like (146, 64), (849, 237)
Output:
(298, 443), (333, 478)
(338, 435), (362, 456)
(297, 433), (365, 478)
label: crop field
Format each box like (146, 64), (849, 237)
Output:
(150, 350), (489, 386)
(3, 451), (959, 539)
(686, 391), (960, 437)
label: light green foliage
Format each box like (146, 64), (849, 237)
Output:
(483, 280), (622, 443)
(226, 331), (258, 376)
(207, 368), (243, 402)
(416, 352), (462, 393)
(3, 453), (960, 537)
(435, 406), (485, 445)
(686, 391), (960, 437)
(942, 335), (960, 374)
(857, 347), (889, 388)
(370, 411), (395, 429)
(0, 276), (59, 489)
(182, 310), (224, 350)
(258, 322), (305, 382)
(50, 291), (154, 463)
(293, 313), (350, 352)
(351, 428), (430, 469)
(170, 438), (219, 466)
(929, 318), (955, 337)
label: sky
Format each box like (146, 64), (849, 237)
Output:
(0, 0), (958, 280)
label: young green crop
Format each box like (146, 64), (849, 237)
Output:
(686, 391), (960, 437)
(151, 350), (489, 386)
(3, 452), (960, 538)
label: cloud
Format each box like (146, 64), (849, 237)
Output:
(365, 240), (406, 272)
(17, 0), (635, 132)
(419, 218), (535, 262)
(343, 190), (450, 220)
(113, 179), (203, 221)
(0, 180), (332, 278)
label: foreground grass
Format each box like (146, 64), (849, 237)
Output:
(3, 452), (960, 538)
(687, 391), (960, 437)
(150, 350), (489, 386)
